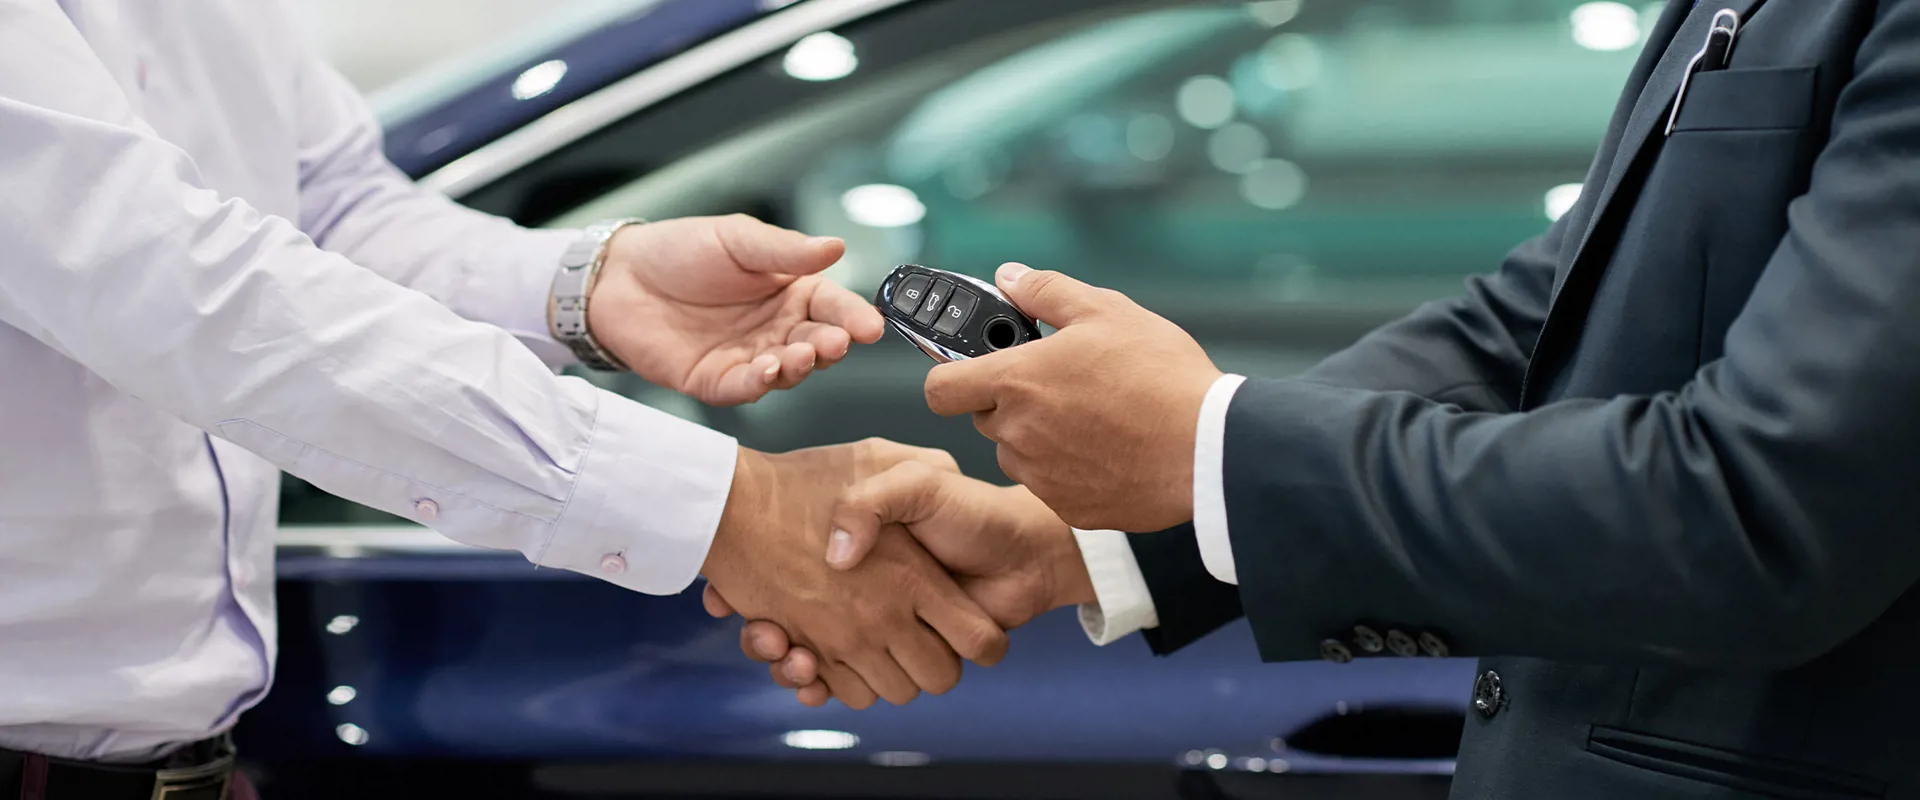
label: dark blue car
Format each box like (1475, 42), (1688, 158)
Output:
(253, 0), (1646, 796)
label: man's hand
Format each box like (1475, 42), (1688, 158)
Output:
(705, 464), (1094, 707)
(699, 439), (1010, 708)
(588, 215), (885, 406)
(924, 263), (1221, 532)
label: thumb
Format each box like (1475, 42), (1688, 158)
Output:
(826, 461), (951, 571)
(995, 263), (1112, 328)
(711, 214), (846, 276)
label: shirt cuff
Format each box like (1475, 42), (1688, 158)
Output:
(1194, 373), (1248, 586)
(1073, 528), (1160, 645)
(466, 227), (579, 371)
(535, 386), (737, 594)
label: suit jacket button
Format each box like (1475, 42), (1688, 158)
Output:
(1472, 670), (1505, 719)
(1352, 625), (1385, 654)
(1385, 629), (1419, 657)
(1318, 639), (1354, 664)
(1418, 632), (1450, 658)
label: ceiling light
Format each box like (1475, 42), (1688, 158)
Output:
(326, 685), (357, 706)
(325, 615), (358, 635)
(335, 723), (370, 746)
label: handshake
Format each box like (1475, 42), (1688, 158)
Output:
(694, 262), (1227, 709)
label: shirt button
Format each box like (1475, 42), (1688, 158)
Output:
(1318, 639), (1353, 664)
(1352, 625), (1385, 654)
(600, 553), (627, 575)
(413, 499), (439, 521)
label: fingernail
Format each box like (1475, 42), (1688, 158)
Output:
(757, 638), (781, 659)
(997, 262), (1032, 288)
(784, 662), (805, 683)
(826, 529), (854, 566)
(806, 236), (840, 248)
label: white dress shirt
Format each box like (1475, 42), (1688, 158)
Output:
(1074, 374), (1246, 645)
(0, 0), (736, 761)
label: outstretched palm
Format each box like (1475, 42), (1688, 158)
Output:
(588, 215), (885, 406)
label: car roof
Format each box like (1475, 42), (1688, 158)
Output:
(379, 0), (765, 178)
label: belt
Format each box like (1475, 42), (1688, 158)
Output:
(0, 734), (236, 800)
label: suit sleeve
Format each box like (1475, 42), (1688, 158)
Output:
(1221, 0), (1920, 671)
(1122, 91), (1578, 657)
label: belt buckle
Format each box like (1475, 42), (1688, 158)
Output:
(149, 753), (234, 800)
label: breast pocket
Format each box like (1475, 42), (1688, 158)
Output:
(1670, 66), (1818, 133)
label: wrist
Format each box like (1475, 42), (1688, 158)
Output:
(704, 446), (773, 580)
(1013, 487), (1094, 608)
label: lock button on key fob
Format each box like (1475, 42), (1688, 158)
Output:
(874, 265), (1041, 363)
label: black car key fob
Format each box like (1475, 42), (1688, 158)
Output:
(873, 264), (1042, 363)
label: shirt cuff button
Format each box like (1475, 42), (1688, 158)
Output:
(600, 553), (628, 575)
(412, 498), (439, 521)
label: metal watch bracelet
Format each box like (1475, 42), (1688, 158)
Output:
(548, 218), (644, 371)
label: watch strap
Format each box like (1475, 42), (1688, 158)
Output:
(549, 218), (643, 371)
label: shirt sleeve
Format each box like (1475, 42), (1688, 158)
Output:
(1072, 529), (1159, 644)
(0, 1), (733, 595)
(286, 36), (577, 369)
(1193, 374), (1249, 585)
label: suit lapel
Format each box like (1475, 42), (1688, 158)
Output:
(1519, 0), (1760, 405)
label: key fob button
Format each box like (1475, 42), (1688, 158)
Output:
(913, 279), (954, 326)
(932, 290), (979, 336)
(891, 274), (933, 316)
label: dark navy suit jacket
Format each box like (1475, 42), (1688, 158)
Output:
(1131, 0), (1920, 796)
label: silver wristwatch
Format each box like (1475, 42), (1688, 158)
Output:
(548, 218), (644, 371)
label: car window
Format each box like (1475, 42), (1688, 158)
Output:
(281, 0), (1655, 526)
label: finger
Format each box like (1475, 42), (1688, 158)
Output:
(809, 281), (886, 345)
(827, 462), (950, 571)
(994, 262), (1117, 328)
(788, 322), (855, 368)
(706, 353), (783, 406)
(701, 583), (736, 618)
(817, 661), (880, 710)
(768, 342), (818, 390)
(739, 620), (792, 663)
(778, 646), (821, 686)
(994, 443), (1033, 487)
(923, 356), (1007, 417)
(849, 652), (921, 706)
(917, 573), (1011, 668)
(797, 683), (831, 707)
(711, 214), (847, 276)
(890, 623), (964, 696)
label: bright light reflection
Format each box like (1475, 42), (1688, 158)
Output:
(1208, 123), (1269, 174)
(784, 32), (858, 81)
(1127, 114), (1176, 161)
(1258, 33), (1322, 90)
(335, 723), (370, 746)
(1241, 158), (1309, 210)
(871, 751), (931, 767)
(1572, 2), (1642, 51)
(1245, 0), (1303, 27)
(1176, 75), (1237, 129)
(782, 729), (859, 750)
(1546, 183), (1584, 221)
(325, 615), (358, 635)
(326, 685), (357, 706)
(841, 184), (926, 228)
(1245, 757), (1269, 772)
(511, 60), (568, 101)
(1206, 753), (1229, 769)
